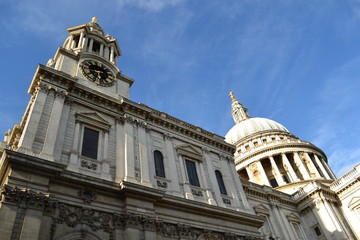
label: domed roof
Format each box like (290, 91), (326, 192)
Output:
(225, 117), (289, 144)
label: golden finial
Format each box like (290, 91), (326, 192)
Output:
(229, 91), (237, 102)
(92, 17), (98, 23)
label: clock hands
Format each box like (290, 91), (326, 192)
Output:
(81, 60), (115, 86)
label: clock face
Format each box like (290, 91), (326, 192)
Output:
(80, 60), (115, 86)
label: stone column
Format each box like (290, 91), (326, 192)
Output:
(18, 86), (48, 154)
(41, 89), (67, 161)
(110, 46), (114, 63)
(313, 155), (331, 179)
(99, 44), (104, 57)
(78, 32), (84, 48)
(321, 158), (337, 179)
(294, 152), (311, 180)
(88, 38), (94, 52)
(104, 47), (110, 60)
(82, 37), (88, 51)
(124, 119), (136, 182)
(138, 123), (152, 187)
(115, 118), (125, 183)
(303, 152), (321, 178)
(70, 35), (76, 49)
(67, 35), (74, 49)
(245, 166), (255, 182)
(253, 161), (270, 186)
(269, 156), (286, 185)
(281, 153), (299, 182)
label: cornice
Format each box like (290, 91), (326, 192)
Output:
(120, 99), (235, 153)
(242, 180), (297, 207)
(236, 142), (327, 165)
(3, 150), (263, 230)
(29, 65), (234, 153)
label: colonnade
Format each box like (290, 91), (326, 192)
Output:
(242, 151), (335, 187)
(64, 33), (117, 65)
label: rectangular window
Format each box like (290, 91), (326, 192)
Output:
(81, 127), (99, 159)
(314, 226), (322, 236)
(185, 160), (200, 187)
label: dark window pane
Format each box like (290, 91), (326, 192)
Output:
(185, 160), (200, 187)
(215, 170), (227, 195)
(282, 175), (289, 183)
(81, 127), (99, 159)
(154, 150), (165, 178)
(314, 226), (322, 236)
(269, 178), (279, 188)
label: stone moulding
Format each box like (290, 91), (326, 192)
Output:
(45, 201), (262, 240)
(1, 185), (49, 210)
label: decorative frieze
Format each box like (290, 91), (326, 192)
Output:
(78, 188), (96, 204)
(1, 185), (49, 210)
(44, 202), (261, 240)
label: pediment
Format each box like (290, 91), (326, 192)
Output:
(176, 144), (203, 160)
(75, 112), (111, 131)
(253, 204), (269, 216)
(348, 196), (360, 210)
(286, 213), (301, 223)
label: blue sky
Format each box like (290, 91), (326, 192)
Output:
(1, 0), (360, 177)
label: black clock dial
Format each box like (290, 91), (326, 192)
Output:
(80, 60), (115, 86)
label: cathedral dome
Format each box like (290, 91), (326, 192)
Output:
(225, 117), (289, 144)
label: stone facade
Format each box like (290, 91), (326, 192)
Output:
(0, 18), (359, 240)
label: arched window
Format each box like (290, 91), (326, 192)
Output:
(154, 150), (165, 178)
(215, 170), (227, 195)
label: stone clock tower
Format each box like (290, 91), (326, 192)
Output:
(0, 19), (264, 240)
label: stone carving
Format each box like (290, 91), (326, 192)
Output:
(222, 198), (231, 205)
(191, 189), (203, 197)
(44, 201), (261, 240)
(81, 160), (97, 170)
(164, 133), (173, 140)
(157, 180), (168, 188)
(78, 188), (96, 204)
(11, 133), (21, 151)
(1, 185), (49, 210)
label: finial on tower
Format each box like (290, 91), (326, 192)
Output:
(92, 17), (98, 23)
(229, 91), (237, 102)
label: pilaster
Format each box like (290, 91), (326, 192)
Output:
(18, 84), (48, 154)
(40, 88), (67, 161)
(138, 122), (152, 187)
(115, 117), (125, 183)
(124, 118), (136, 182)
